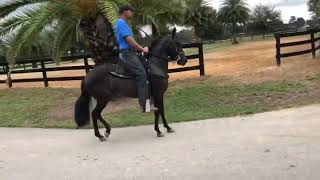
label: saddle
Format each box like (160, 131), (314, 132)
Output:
(109, 65), (134, 79)
(109, 53), (149, 79)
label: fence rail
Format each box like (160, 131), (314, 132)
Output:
(274, 29), (320, 65)
(0, 43), (205, 88)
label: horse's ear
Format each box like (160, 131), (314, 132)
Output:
(172, 28), (177, 39)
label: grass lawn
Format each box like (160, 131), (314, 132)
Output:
(1, 75), (319, 129)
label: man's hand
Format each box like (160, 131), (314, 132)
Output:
(142, 47), (149, 54)
(126, 36), (149, 53)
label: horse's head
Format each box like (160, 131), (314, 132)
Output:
(149, 28), (188, 66)
(166, 28), (188, 66)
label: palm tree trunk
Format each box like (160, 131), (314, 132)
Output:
(80, 14), (119, 65)
(232, 22), (239, 44)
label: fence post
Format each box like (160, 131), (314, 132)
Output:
(311, 32), (316, 58)
(275, 34), (281, 66)
(198, 43), (205, 76)
(41, 60), (49, 87)
(84, 57), (90, 74)
(6, 65), (12, 88)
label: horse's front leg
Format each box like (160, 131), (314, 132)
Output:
(154, 110), (164, 137)
(159, 96), (174, 133)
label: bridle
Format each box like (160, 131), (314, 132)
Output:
(170, 38), (185, 62)
(148, 38), (184, 62)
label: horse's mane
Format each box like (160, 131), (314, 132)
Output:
(149, 36), (169, 52)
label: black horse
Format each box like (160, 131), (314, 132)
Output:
(74, 30), (188, 141)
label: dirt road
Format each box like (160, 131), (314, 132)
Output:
(1, 105), (320, 180)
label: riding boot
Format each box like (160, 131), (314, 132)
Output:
(137, 85), (148, 111)
(137, 84), (158, 113)
(121, 50), (157, 112)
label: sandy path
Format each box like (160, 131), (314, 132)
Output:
(1, 105), (320, 180)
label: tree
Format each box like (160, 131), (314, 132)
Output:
(307, 16), (320, 27)
(218, 0), (250, 44)
(289, 16), (297, 24)
(129, 0), (186, 36)
(185, 0), (222, 39)
(308, 0), (320, 16)
(289, 16), (306, 29)
(307, 1), (320, 27)
(296, 17), (306, 28)
(0, 0), (121, 65)
(0, 0), (186, 66)
(247, 4), (282, 35)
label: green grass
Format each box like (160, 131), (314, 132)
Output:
(0, 88), (79, 128)
(0, 78), (311, 129)
(107, 80), (306, 127)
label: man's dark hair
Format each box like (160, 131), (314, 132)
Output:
(119, 5), (135, 14)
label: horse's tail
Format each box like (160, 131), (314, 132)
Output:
(74, 81), (91, 127)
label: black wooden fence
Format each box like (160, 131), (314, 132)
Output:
(274, 28), (320, 65)
(0, 43), (204, 88)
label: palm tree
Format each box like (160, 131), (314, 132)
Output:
(0, 0), (185, 66)
(218, 0), (250, 44)
(129, 0), (186, 36)
(0, 0), (122, 65)
(185, 0), (220, 39)
(248, 5), (282, 35)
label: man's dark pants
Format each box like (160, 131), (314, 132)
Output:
(121, 50), (149, 110)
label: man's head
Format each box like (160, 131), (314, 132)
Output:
(119, 5), (134, 20)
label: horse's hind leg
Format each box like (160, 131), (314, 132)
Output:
(92, 99), (109, 142)
(97, 100), (111, 138)
(98, 115), (111, 138)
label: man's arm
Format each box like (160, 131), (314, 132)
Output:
(126, 36), (149, 53)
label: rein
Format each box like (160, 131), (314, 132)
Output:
(144, 37), (184, 79)
(148, 52), (168, 61)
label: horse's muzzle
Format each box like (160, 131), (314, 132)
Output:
(177, 54), (188, 66)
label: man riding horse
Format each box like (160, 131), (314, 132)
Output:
(115, 5), (156, 112)
(74, 4), (188, 141)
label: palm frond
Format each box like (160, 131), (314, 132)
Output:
(98, 0), (120, 25)
(52, 20), (78, 63)
(0, 0), (47, 18)
(5, 2), (73, 65)
(0, 7), (40, 36)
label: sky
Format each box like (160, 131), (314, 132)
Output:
(210, 0), (311, 23)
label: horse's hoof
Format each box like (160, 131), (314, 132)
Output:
(99, 137), (107, 142)
(167, 129), (175, 133)
(157, 133), (165, 138)
(105, 132), (110, 138)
